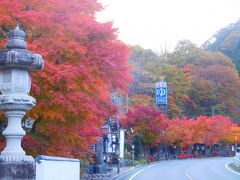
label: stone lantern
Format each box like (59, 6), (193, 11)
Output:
(0, 26), (44, 180)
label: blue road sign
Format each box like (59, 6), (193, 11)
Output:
(156, 81), (168, 105)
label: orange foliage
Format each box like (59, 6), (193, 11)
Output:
(0, 0), (131, 158)
(165, 116), (194, 147)
(123, 109), (233, 149)
(167, 115), (232, 146)
(222, 124), (240, 144)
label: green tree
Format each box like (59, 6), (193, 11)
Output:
(170, 40), (240, 122)
(204, 19), (240, 73)
(129, 45), (191, 117)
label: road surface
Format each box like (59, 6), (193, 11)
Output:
(114, 157), (240, 180)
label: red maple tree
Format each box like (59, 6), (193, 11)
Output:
(0, 0), (131, 158)
(121, 105), (168, 153)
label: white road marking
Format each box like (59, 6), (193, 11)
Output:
(129, 168), (145, 180)
(225, 162), (240, 176)
(128, 163), (159, 180)
(185, 171), (193, 180)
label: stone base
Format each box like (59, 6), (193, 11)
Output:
(93, 164), (108, 174)
(0, 161), (35, 180)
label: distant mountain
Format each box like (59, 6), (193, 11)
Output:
(203, 19), (240, 73)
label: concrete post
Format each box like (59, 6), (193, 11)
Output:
(0, 26), (44, 180)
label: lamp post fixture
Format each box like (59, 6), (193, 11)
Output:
(0, 26), (44, 180)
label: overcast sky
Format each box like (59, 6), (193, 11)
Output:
(97, 0), (240, 52)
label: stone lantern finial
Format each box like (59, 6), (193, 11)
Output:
(7, 25), (27, 49)
(0, 25), (44, 71)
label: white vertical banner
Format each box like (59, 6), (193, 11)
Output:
(119, 128), (125, 159)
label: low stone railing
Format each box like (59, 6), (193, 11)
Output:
(35, 155), (80, 180)
(233, 157), (240, 167)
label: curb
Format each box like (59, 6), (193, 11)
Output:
(225, 162), (240, 176)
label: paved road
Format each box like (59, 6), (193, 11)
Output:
(114, 157), (240, 180)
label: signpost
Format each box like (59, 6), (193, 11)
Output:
(156, 81), (168, 114)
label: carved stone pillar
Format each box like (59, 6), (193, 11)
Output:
(0, 26), (44, 180)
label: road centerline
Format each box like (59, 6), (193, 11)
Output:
(185, 171), (193, 180)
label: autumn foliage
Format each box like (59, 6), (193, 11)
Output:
(223, 124), (240, 144)
(121, 105), (168, 149)
(0, 0), (131, 158)
(122, 105), (235, 154)
(0, 1), (239, 160)
(129, 41), (240, 122)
